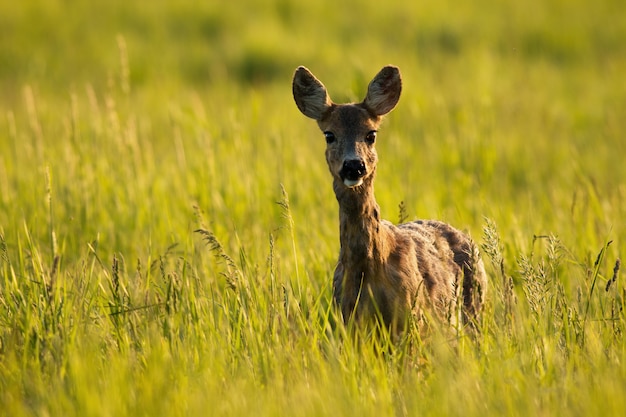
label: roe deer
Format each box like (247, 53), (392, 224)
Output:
(292, 65), (487, 335)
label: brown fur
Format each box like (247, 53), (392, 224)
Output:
(293, 66), (487, 334)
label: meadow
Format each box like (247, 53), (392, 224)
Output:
(1, 0), (625, 415)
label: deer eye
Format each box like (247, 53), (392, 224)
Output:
(365, 131), (377, 144)
(324, 131), (336, 144)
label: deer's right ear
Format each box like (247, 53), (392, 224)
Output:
(292, 66), (332, 121)
(363, 66), (402, 116)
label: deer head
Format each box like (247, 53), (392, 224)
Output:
(292, 66), (402, 188)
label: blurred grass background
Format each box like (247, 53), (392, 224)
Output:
(1, 0), (624, 254)
(0, 0), (625, 416)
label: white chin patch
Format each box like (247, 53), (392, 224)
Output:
(343, 178), (363, 188)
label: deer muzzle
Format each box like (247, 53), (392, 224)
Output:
(340, 159), (366, 187)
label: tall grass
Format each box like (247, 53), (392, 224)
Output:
(1, 0), (625, 415)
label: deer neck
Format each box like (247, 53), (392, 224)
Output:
(333, 174), (391, 269)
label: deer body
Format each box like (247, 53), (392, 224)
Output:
(292, 66), (487, 332)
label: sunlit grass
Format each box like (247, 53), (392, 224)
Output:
(1, 0), (625, 415)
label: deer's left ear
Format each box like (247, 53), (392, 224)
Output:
(293, 66), (333, 121)
(363, 66), (402, 116)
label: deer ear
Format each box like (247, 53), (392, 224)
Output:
(293, 66), (333, 120)
(363, 66), (402, 116)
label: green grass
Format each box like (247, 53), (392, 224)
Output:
(1, 0), (625, 415)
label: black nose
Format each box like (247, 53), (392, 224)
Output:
(340, 159), (366, 181)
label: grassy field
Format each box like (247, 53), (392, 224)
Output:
(1, 0), (625, 415)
